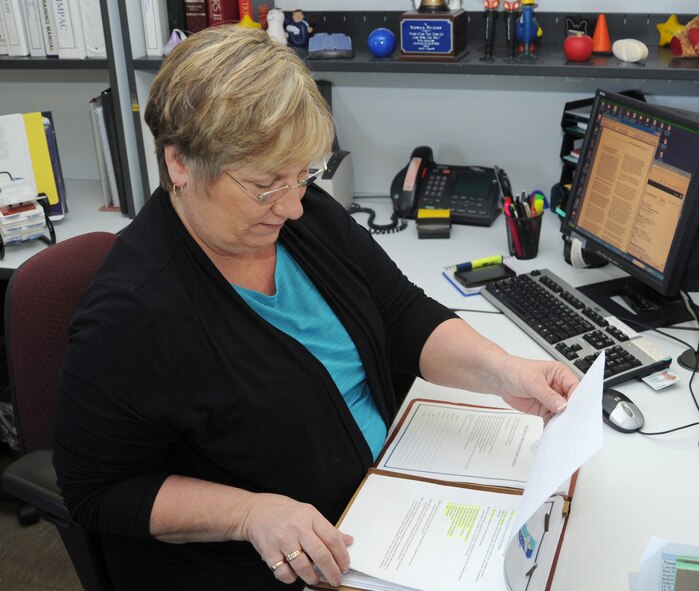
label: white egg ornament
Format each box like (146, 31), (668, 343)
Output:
(612, 39), (649, 63)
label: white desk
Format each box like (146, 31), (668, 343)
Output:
(355, 198), (699, 590)
(0, 179), (131, 279)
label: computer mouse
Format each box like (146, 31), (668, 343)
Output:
(602, 389), (645, 433)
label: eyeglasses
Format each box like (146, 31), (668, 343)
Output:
(224, 160), (327, 204)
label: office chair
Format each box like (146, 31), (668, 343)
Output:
(0, 231), (117, 591)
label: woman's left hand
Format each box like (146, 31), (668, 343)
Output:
(497, 357), (579, 423)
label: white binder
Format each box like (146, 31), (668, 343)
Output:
(22, 0), (46, 56)
(141, 0), (169, 57)
(0, 0), (30, 56)
(50, 0), (86, 59)
(79, 0), (106, 58)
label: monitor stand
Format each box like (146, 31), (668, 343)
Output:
(577, 276), (693, 331)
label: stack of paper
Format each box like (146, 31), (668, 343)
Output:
(0, 200), (47, 244)
(315, 354), (605, 591)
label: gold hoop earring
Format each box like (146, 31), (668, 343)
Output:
(172, 183), (186, 196)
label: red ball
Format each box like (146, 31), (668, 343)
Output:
(563, 34), (594, 62)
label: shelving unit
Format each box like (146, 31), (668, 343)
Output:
(7, 6), (694, 237)
(130, 12), (699, 81)
(121, 9), (699, 198)
(0, 0), (140, 272)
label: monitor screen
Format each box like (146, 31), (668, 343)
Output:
(563, 90), (699, 302)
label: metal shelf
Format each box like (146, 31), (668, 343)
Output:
(0, 56), (108, 70)
(131, 10), (699, 82)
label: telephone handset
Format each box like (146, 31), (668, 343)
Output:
(392, 145), (434, 218)
(390, 146), (511, 227)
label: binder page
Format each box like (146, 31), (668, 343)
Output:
(0, 114), (36, 199)
(376, 401), (542, 489)
(503, 497), (566, 591)
(338, 472), (518, 591)
(513, 352), (604, 535)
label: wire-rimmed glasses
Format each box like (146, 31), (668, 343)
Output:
(224, 160), (327, 204)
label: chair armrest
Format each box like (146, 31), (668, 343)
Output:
(0, 449), (72, 524)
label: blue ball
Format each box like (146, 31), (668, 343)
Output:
(368, 28), (396, 58)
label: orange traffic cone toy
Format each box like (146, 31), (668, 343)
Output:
(592, 14), (612, 55)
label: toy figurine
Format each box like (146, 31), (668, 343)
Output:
(482, 0), (500, 61)
(413, 0), (449, 11)
(656, 14), (685, 47)
(670, 15), (699, 57)
(503, 0), (520, 61)
(285, 9), (313, 47)
(266, 9), (287, 46)
(516, 0), (541, 61)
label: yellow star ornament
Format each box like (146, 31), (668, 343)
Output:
(657, 14), (685, 46)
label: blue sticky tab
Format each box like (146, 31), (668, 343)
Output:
(518, 524), (537, 558)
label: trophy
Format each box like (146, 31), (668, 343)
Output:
(399, 0), (469, 62)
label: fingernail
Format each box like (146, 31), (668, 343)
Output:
(555, 401), (568, 412)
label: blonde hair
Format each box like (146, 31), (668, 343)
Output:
(144, 26), (335, 193)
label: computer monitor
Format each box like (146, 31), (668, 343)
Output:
(561, 89), (699, 329)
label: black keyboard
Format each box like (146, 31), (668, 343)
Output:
(482, 269), (672, 386)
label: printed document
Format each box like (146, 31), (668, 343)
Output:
(331, 354), (604, 591)
(376, 403), (542, 489)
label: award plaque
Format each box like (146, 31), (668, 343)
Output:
(399, 9), (469, 62)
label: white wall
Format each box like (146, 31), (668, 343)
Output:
(0, 70), (110, 181)
(318, 74), (699, 198)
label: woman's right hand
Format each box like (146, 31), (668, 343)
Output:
(239, 492), (353, 587)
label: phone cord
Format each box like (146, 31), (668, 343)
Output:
(349, 204), (408, 234)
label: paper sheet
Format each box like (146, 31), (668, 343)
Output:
(376, 402), (542, 488)
(513, 352), (605, 533)
(340, 473), (519, 591)
(637, 536), (699, 591)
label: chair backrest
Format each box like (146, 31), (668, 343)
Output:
(5, 232), (117, 454)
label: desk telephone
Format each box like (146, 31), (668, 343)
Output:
(390, 146), (511, 227)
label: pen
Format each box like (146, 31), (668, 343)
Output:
(444, 254), (503, 273)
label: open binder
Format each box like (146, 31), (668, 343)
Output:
(312, 399), (576, 591)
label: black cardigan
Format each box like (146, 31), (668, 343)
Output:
(53, 187), (456, 589)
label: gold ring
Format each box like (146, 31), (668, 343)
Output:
(270, 559), (286, 571)
(286, 549), (303, 562)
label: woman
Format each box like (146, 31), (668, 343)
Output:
(53, 26), (577, 590)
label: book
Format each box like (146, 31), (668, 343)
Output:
(42, 111), (68, 220)
(50, 0), (86, 59)
(166, 0), (186, 33)
(0, 113), (37, 199)
(315, 355), (604, 591)
(38, 0), (58, 56)
(79, 0), (106, 58)
(1, 0), (30, 56)
(141, 0), (169, 57)
(88, 95), (119, 210)
(183, 0), (207, 33)
(23, 112), (60, 208)
(207, 0), (238, 26)
(0, 7), (8, 54)
(22, 0), (46, 56)
(98, 88), (127, 214)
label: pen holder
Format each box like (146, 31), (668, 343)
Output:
(505, 214), (543, 260)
